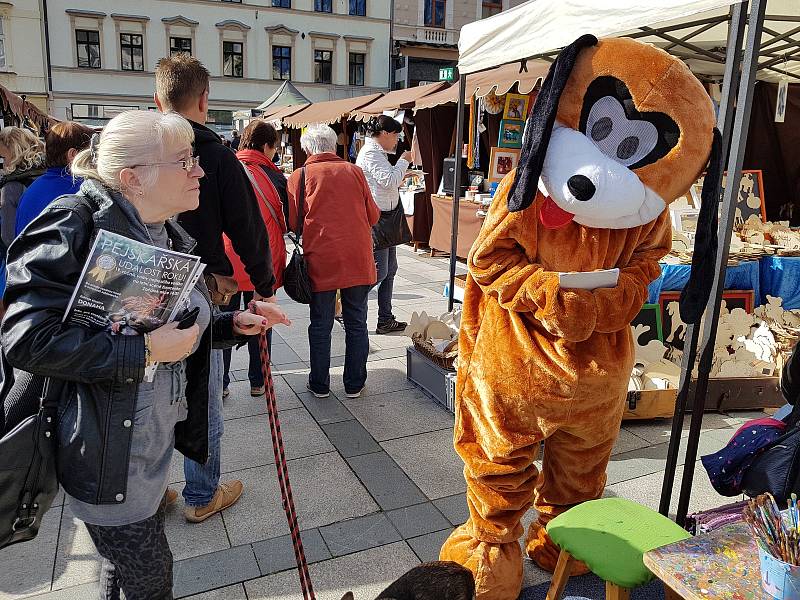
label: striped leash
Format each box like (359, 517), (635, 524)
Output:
(252, 303), (316, 599)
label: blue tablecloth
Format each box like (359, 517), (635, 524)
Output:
(647, 260), (761, 305)
(760, 256), (800, 309)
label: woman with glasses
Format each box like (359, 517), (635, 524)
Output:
(356, 115), (413, 335)
(1, 110), (290, 600)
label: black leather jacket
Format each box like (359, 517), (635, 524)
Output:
(1, 180), (241, 505)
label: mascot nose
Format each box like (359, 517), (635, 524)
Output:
(567, 175), (596, 201)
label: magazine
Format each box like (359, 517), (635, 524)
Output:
(64, 229), (206, 379)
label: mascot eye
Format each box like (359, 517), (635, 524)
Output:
(579, 76), (680, 170)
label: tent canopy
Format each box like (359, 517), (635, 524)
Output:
(281, 93), (383, 128)
(413, 60), (550, 112)
(263, 103), (309, 123)
(256, 80), (311, 111)
(352, 82), (449, 120)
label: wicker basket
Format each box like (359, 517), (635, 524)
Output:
(411, 333), (458, 371)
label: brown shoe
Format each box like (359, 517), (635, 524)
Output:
(164, 487), (179, 507)
(184, 480), (244, 523)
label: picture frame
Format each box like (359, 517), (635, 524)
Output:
(631, 303), (663, 346)
(488, 147), (521, 182)
(498, 119), (524, 149)
(503, 93), (530, 121)
(691, 169), (767, 223)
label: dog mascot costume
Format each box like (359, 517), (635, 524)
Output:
(440, 35), (719, 599)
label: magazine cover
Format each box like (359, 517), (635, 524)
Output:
(64, 229), (205, 336)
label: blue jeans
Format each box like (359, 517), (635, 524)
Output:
(182, 349), (223, 507)
(308, 285), (370, 394)
(221, 291), (268, 389)
(374, 246), (398, 323)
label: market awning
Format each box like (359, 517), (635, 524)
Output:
(457, 0), (744, 75)
(282, 93), (384, 128)
(0, 83), (57, 131)
(351, 82), (450, 121)
(263, 103), (310, 123)
(256, 80), (311, 111)
(413, 60), (550, 111)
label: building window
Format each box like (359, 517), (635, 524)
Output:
(272, 46), (291, 80)
(349, 0), (366, 16)
(170, 37), (192, 56)
(349, 53), (365, 86)
(314, 0), (332, 12)
(0, 20), (6, 69)
(272, 0), (291, 7)
(482, 1), (502, 18)
(424, 0), (446, 27)
(314, 50), (332, 84)
(76, 29), (101, 69)
(223, 41), (243, 77)
(120, 33), (144, 71)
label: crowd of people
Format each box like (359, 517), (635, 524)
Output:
(0, 53), (415, 600)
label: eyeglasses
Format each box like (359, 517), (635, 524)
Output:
(133, 156), (200, 173)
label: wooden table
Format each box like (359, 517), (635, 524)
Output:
(428, 194), (485, 259)
(644, 521), (768, 599)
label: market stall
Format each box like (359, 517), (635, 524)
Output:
(0, 83), (57, 133)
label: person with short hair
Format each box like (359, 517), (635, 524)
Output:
(154, 54), (279, 523)
(14, 121), (94, 236)
(356, 115), (412, 335)
(0, 126), (45, 249)
(1, 109), (290, 600)
(287, 125), (380, 399)
(231, 129), (241, 151)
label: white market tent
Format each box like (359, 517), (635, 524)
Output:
(446, 0), (799, 527)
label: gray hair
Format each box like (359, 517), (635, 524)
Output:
(300, 125), (337, 155)
(71, 110), (194, 190)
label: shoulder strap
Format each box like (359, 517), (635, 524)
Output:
(296, 167), (306, 238)
(240, 162), (285, 230)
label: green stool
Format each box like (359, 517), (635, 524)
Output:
(544, 498), (690, 600)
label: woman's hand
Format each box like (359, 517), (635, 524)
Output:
(234, 301), (292, 335)
(149, 322), (199, 363)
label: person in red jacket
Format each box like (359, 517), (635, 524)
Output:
(222, 120), (288, 397)
(287, 125), (380, 399)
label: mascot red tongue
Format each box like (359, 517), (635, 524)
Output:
(439, 34), (718, 600)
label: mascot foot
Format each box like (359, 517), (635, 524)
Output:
(525, 521), (589, 576)
(440, 522), (523, 600)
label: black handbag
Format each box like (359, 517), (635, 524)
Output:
(742, 421), (800, 505)
(0, 366), (59, 549)
(372, 201), (412, 251)
(283, 167), (313, 305)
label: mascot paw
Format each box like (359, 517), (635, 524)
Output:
(525, 521), (589, 576)
(440, 523), (523, 600)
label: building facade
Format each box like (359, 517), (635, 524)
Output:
(0, 0), (48, 112)
(43, 0), (391, 130)
(392, 0), (526, 88)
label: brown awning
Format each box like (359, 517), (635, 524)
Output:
(413, 60), (550, 112)
(351, 82), (450, 121)
(282, 93), (384, 128)
(0, 83), (58, 131)
(263, 103), (310, 123)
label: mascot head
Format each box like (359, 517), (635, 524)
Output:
(508, 35), (718, 231)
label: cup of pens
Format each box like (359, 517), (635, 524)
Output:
(746, 493), (800, 600)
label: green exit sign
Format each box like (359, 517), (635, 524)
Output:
(439, 67), (455, 81)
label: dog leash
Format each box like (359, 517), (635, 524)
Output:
(251, 302), (316, 600)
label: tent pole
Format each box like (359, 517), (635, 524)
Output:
(658, 0), (747, 518)
(448, 74), (467, 312)
(674, 0), (767, 527)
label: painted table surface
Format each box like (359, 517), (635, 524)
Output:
(644, 521), (771, 599)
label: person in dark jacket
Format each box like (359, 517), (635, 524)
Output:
(155, 54), (280, 523)
(0, 110), (290, 600)
(0, 126), (45, 248)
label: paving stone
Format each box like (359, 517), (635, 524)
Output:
(433, 494), (470, 527)
(27, 581), (100, 599)
(321, 419), (382, 458)
(386, 502), (452, 539)
(611, 427), (653, 456)
(164, 507), (229, 562)
(252, 528), (331, 575)
(173, 545), (260, 598)
(406, 528), (453, 562)
(222, 378), (301, 420)
(270, 342), (304, 366)
(326, 358), (414, 398)
(220, 408), (333, 473)
(621, 411), (737, 446)
(343, 387), (454, 442)
(0, 505), (60, 598)
(270, 361), (309, 376)
(381, 429), (465, 500)
(246, 541), (420, 600)
(297, 392), (354, 425)
(181, 584), (248, 599)
(319, 512), (401, 557)
(222, 453), (378, 546)
(347, 452), (427, 510)
(52, 510), (102, 590)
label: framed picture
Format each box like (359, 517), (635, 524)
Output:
(498, 119), (524, 149)
(488, 147), (521, 182)
(631, 303), (663, 346)
(691, 169), (766, 223)
(503, 93), (530, 121)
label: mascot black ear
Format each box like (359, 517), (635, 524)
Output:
(507, 34), (598, 213)
(679, 127), (722, 324)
